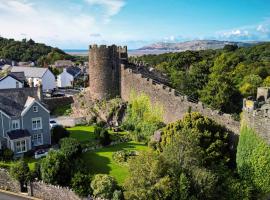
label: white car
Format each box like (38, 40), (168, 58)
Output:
(34, 149), (48, 159)
(49, 119), (58, 129)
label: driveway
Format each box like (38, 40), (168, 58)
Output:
(0, 192), (32, 200)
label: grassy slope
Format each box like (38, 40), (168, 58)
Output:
(68, 126), (96, 142)
(82, 141), (148, 185)
(67, 126), (149, 184)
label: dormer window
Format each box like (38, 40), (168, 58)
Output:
(12, 120), (20, 130)
(33, 106), (38, 112)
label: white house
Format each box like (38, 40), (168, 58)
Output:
(57, 69), (74, 88)
(0, 74), (24, 89)
(11, 66), (56, 91)
(57, 67), (81, 88)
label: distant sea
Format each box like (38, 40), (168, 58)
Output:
(64, 49), (177, 56)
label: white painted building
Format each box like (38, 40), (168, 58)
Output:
(0, 74), (23, 89)
(57, 67), (81, 88)
(57, 68), (74, 88)
(11, 66), (56, 91)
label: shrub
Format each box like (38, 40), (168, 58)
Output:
(2, 148), (14, 161)
(91, 174), (117, 199)
(112, 190), (124, 200)
(10, 160), (30, 183)
(94, 126), (103, 140)
(40, 150), (71, 186)
(96, 120), (107, 128)
(112, 150), (136, 164)
(71, 172), (92, 197)
(99, 129), (111, 146)
(60, 138), (82, 159)
(51, 125), (70, 144)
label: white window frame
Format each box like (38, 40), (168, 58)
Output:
(32, 133), (43, 146)
(14, 139), (27, 153)
(32, 117), (42, 130)
(11, 119), (20, 130)
(33, 106), (38, 112)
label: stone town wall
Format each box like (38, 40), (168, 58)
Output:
(120, 65), (240, 135)
(28, 181), (81, 200)
(243, 110), (270, 144)
(43, 96), (74, 111)
(0, 169), (21, 193)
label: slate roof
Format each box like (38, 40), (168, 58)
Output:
(0, 88), (39, 117)
(0, 73), (24, 84)
(11, 66), (48, 78)
(7, 129), (31, 140)
(66, 66), (81, 77)
(9, 72), (26, 83)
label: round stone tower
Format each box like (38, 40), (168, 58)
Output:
(89, 44), (127, 100)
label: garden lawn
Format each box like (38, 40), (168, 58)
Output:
(82, 141), (148, 185)
(68, 126), (96, 143)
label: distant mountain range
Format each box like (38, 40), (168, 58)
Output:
(138, 40), (261, 51)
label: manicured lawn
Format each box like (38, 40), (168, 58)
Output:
(81, 141), (148, 185)
(0, 157), (39, 171)
(68, 125), (128, 143)
(68, 126), (96, 143)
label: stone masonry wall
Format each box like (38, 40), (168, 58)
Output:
(43, 96), (74, 111)
(243, 111), (270, 144)
(28, 181), (81, 200)
(0, 169), (21, 192)
(121, 65), (240, 135)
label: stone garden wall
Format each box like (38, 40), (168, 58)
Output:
(0, 169), (21, 193)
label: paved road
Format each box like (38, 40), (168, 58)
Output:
(0, 192), (32, 200)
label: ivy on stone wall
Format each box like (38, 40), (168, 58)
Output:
(236, 125), (270, 195)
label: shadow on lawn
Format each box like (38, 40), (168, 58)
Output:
(95, 142), (147, 153)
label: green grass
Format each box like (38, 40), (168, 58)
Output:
(68, 126), (96, 143)
(81, 141), (148, 185)
(0, 157), (39, 171)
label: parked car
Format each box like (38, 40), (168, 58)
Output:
(49, 119), (58, 129)
(34, 149), (48, 159)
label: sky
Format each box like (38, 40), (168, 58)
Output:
(0, 0), (269, 49)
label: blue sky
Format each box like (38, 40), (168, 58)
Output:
(0, 0), (269, 49)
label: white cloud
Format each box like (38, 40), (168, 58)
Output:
(0, 0), (127, 48)
(216, 19), (270, 41)
(85, 0), (125, 17)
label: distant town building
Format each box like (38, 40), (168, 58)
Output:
(0, 87), (51, 155)
(57, 66), (81, 88)
(11, 66), (56, 91)
(54, 60), (74, 68)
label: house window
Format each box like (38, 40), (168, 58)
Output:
(32, 117), (42, 130)
(33, 106), (38, 112)
(11, 120), (20, 130)
(15, 140), (27, 153)
(33, 133), (43, 146)
(16, 81), (19, 88)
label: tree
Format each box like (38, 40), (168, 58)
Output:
(60, 138), (82, 159)
(91, 174), (117, 199)
(239, 74), (262, 97)
(40, 150), (71, 186)
(123, 91), (164, 141)
(51, 125), (70, 144)
(124, 151), (174, 200)
(71, 173), (92, 197)
(263, 76), (270, 87)
(10, 160), (30, 190)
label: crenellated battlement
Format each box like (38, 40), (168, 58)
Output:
(243, 87), (270, 143)
(89, 44), (240, 139)
(120, 63), (240, 135)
